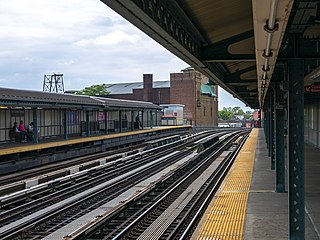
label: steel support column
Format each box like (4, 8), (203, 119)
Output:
(150, 111), (153, 129)
(119, 110), (122, 133)
(275, 82), (285, 192)
(265, 98), (270, 150)
(131, 110), (134, 130)
(146, 110), (149, 128)
(259, 109), (262, 128)
(86, 110), (90, 137)
(142, 110), (144, 130)
(288, 59), (305, 239)
(64, 109), (68, 140)
(270, 90), (275, 170)
(33, 108), (38, 144)
(105, 110), (108, 134)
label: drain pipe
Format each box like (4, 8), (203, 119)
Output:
(262, 0), (279, 81)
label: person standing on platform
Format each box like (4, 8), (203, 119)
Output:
(135, 114), (141, 129)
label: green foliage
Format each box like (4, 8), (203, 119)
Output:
(218, 108), (234, 120)
(218, 106), (252, 120)
(75, 84), (110, 96)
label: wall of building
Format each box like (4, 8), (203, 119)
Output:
(107, 74), (170, 104)
(107, 70), (218, 127)
(193, 70), (218, 126)
(170, 71), (195, 123)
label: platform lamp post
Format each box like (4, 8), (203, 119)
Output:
(33, 107), (38, 144)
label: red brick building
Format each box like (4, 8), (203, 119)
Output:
(106, 68), (218, 126)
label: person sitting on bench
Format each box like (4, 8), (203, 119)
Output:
(13, 121), (27, 142)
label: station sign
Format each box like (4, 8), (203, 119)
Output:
(305, 84), (320, 93)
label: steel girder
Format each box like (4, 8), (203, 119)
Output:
(201, 30), (255, 62)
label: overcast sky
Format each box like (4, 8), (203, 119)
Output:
(0, 0), (251, 111)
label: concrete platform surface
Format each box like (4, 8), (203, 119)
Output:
(244, 129), (320, 240)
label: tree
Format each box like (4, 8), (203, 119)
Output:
(218, 106), (252, 120)
(75, 84), (110, 96)
(218, 109), (234, 120)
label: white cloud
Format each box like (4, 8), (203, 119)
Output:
(0, 0), (189, 92)
(74, 30), (141, 47)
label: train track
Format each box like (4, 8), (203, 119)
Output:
(0, 130), (233, 239)
(0, 143), (145, 187)
(0, 133), (194, 196)
(69, 131), (249, 240)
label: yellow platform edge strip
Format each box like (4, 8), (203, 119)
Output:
(0, 125), (191, 156)
(195, 128), (258, 240)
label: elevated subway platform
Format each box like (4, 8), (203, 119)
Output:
(0, 126), (191, 175)
(193, 128), (320, 240)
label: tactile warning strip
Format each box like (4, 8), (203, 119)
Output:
(196, 128), (258, 240)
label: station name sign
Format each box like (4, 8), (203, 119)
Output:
(305, 84), (320, 93)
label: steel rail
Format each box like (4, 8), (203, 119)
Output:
(174, 134), (249, 239)
(74, 131), (247, 240)
(111, 133), (243, 240)
(0, 131), (225, 240)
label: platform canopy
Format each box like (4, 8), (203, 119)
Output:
(101, 0), (320, 109)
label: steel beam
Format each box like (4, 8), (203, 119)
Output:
(275, 82), (285, 192)
(33, 108), (38, 144)
(225, 80), (257, 85)
(288, 59), (305, 239)
(225, 65), (256, 80)
(201, 30), (255, 62)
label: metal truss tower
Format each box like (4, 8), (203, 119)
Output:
(43, 73), (64, 93)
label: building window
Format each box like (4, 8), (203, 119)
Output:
(211, 107), (213, 116)
(204, 107), (206, 116)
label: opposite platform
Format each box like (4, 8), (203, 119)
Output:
(0, 126), (191, 175)
(0, 125), (191, 156)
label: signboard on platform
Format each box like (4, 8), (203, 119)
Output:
(305, 84), (320, 93)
